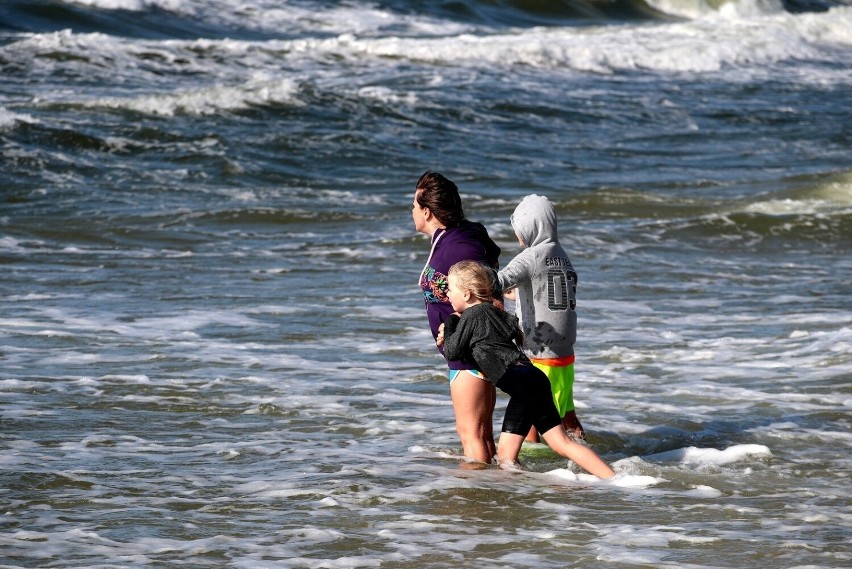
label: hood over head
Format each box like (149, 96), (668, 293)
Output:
(510, 194), (558, 247)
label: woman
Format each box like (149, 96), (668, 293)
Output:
(412, 170), (501, 463)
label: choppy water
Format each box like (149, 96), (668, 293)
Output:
(1, 0), (851, 567)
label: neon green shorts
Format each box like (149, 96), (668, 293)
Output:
(531, 356), (576, 417)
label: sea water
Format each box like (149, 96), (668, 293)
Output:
(1, 0), (850, 567)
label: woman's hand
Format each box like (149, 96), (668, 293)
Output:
(436, 323), (445, 346)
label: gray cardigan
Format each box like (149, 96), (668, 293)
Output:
(442, 303), (527, 383)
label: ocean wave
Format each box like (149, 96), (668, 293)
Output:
(274, 6), (851, 77)
(709, 171), (852, 239)
(187, 207), (365, 226)
(4, 5), (850, 78)
(2, 0), (473, 39)
(0, 106), (36, 129)
(19, 0), (848, 39)
(89, 77), (303, 116)
(69, 0), (182, 10)
(70, 0), (184, 10)
(644, 443), (772, 465)
(646, 0), (786, 19)
(545, 172), (852, 246)
(730, 169), (852, 217)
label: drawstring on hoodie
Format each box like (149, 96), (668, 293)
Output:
(419, 228), (445, 289)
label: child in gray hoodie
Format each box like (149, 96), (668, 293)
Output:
(498, 194), (586, 441)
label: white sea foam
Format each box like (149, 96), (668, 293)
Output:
(545, 469), (665, 488)
(742, 172), (852, 216)
(646, 0), (785, 19)
(329, 8), (852, 77)
(0, 107), (36, 129)
(645, 444), (772, 465)
(68, 0), (185, 11)
(4, 7), (850, 119)
(356, 86), (418, 106)
(90, 77), (302, 116)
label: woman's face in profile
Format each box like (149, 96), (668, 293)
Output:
(411, 191), (429, 234)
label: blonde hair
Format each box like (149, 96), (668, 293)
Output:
(448, 260), (497, 304)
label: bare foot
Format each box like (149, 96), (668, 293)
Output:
(497, 457), (525, 471)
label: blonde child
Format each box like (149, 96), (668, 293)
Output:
(436, 260), (614, 478)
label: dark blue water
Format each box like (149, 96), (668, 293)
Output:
(1, 0), (850, 567)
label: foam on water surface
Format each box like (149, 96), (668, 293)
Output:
(645, 444), (773, 465)
(3, 7), (851, 122)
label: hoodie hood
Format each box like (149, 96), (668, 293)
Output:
(510, 194), (557, 248)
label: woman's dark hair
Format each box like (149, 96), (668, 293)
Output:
(415, 170), (466, 227)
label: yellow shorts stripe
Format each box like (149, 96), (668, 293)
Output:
(530, 359), (575, 416)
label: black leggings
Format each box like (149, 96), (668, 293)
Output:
(496, 362), (562, 436)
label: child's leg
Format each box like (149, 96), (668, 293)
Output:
(496, 381), (534, 465)
(486, 380), (497, 459)
(540, 426), (614, 479)
(557, 365), (585, 440)
(533, 359), (585, 440)
(499, 363), (614, 479)
(496, 432), (525, 468)
(562, 410), (585, 440)
(496, 364), (557, 464)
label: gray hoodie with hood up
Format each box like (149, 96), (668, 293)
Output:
(497, 194), (578, 360)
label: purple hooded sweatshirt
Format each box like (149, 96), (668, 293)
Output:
(419, 220), (501, 370)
